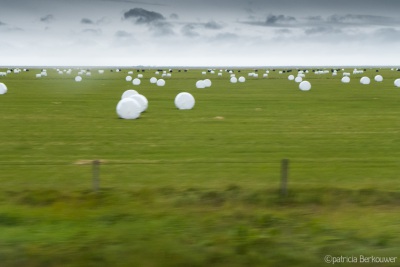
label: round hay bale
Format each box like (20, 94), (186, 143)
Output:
(203, 79), (212, 87)
(0, 83), (7, 94)
(175, 92), (195, 110)
(288, 75), (294, 81)
(157, 79), (166, 86)
(121, 89), (139, 99)
(116, 98), (141, 119)
(299, 81), (311, 91)
(341, 76), (351, 83)
(130, 94), (148, 112)
(394, 79), (400, 87)
(360, 77), (370, 85)
(374, 75), (383, 82)
(75, 76), (82, 82)
(238, 76), (246, 82)
(230, 77), (238, 83)
(150, 77), (157, 84)
(196, 80), (206, 89)
(295, 76), (303, 83)
(126, 76), (133, 82)
(132, 78), (141, 86)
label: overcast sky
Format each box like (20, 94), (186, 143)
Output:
(1, 0), (400, 66)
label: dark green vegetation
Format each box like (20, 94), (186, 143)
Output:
(1, 67), (400, 266)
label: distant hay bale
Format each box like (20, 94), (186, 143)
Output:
(116, 98), (141, 119)
(299, 81), (311, 91)
(0, 82), (7, 94)
(175, 92), (195, 110)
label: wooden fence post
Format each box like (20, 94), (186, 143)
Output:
(92, 160), (100, 192)
(280, 159), (289, 197)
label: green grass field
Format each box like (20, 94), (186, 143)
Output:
(1, 67), (400, 266)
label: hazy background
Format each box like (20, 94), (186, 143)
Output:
(1, 0), (400, 66)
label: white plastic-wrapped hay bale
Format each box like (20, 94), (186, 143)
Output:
(98, 70), (104, 74)
(341, 76), (351, 83)
(138, 74), (143, 78)
(343, 72), (351, 76)
(116, 98), (141, 119)
(175, 92), (195, 110)
(121, 89), (139, 99)
(374, 75), (383, 82)
(238, 76), (246, 83)
(196, 80), (206, 89)
(394, 79), (400, 87)
(150, 77), (157, 84)
(299, 81), (311, 91)
(203, 79), (212, 88)
(86, 72), (91, 76)
(132, 78), (141, 86)
(360, 77), (370, 85)
(263, 74), (268, 78)
(288, 75), (294, 81)
(36, 74), (42, 78)
(0, 83), (7, 94)
(202, 71), (207, 75)
(126, 76), (133, 82)
(218, 73), (222, 77)
(75, 76), (82, 82)
(0, 72), (6, 77)
(128, 71), (133, 75)
(155, 71), (160, 75)
(230, 77), (238, 83)
(157, 79), (166, 86)
(167, 73), (172, 78)
(295, 76), (303, 83)
(130, 94), (148, 112)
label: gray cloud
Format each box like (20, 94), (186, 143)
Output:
(326, 14), (398, 26)
(40, 14), (54, 23)
(373, 28), (400, 42)
(99, 0), (166, 6)
(123, 8), (165, 24)
(304, 26), (342, 35)
(115, 30), (133, 37)
(266, 14), (296, 25)
(149, 21), (174, 36)
(170, 13), (179, 20)
(181, 24), (199, 37)
(0, 21), (6, 26)
(82, 29), (102, 35)
(241, 14), (298, 27)
(211, 32), (239, 42)
(204, 20), (223, 30)
(123, 8), (174, 37)
(81, 18), (94, 24)
(275, 28), (292, 34)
